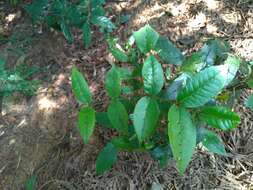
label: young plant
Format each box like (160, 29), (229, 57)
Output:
(25, 0), (115, 48)
(7, 0), (21, 6)
(0, 57), (39, 115)
(71, 25), (241, 175)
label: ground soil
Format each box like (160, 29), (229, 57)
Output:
(0, 0), (253, 189)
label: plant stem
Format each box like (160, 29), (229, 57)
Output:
(0, 95), (3, 117)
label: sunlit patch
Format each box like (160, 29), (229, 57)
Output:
(17, 118), (27, 128)
(90, 82), (97, 94)
(220, 12), (241, 24)
(168, 2), (187, 16)
(38, 96), (57, 110)
(9, 138), (16, 145)
(53, 73), (66, 86)
(203, 0), (219, 10)
(5, 13), (16, 23)
(206, 23), (218, 34)
(187, 12), (206, 30)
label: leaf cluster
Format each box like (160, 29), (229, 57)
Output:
(71, 25), (242, 175)
(25, 0), (115, 47)
(0, 57), (39, 97)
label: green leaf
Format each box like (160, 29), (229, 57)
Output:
(119, 14), (131, 24)
(223, 55), (241, 86)
(25, 0), (49, 22)
(142, 55), (164, 95)
(162, 73), (189, 101)
(246, 79), (253, 88)
(82, 22), (92, 49)
(133, 97), (160, 142)
(25, 175), (37, 190)
(105, 65), (121, 98)
(117, 67), (132, 80)
(155, 36), (184, 65)
(245, 93), (253, 111)
(96, 112), (113, 128)
(133, 25), (159, 54)
(178, 66), (229, 108)
(96, 143), (118, 174)
(198, 127), (226, 155)
(201, 39), (230, 66)
(110, 47), (128, 62)
(181, 52), (203, 73)
(91, 6), (105, 20)
(168, 105), (196, 175)
(92, 16), (115, 33)
(111, 136), (139, 150)
(78, 107), (96, 144)
(0, 57), (6, 76)
(107, 100), (129, 133)
(60, 22), (73, 43)
(119, 97), (136, 113)
(150, 145), (173, 168)
(71, 67), (92, 104)
(91, 0), (105, 7)
(121, 86), (134, 95)
(199, 106), (240, 130)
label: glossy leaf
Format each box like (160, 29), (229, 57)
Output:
(198, 127), (226, 155)
(245, 93), (253, 111)
(96, 143), (118, 174)
(25, 0), (49, 22)
(91, 0), (105, 7)
(142, 55), (164, 95)
(110, 47), (128, 62)
(133, 97), (160, 142)
(178, 66), (228, 108)
(82, 22), (92, 49)
(0, 57), (6, 76)
(117, 67), (132, 80)
(199, 106), (240, 130)
(96, 112), (113, 128)
(155, 36), (184, 65)
(133, 25), (159, 54)
(105, 65), (121, 98)
(107, 100), (129, 133)
(91, 6), (105, 20)
(168, 105), (196, 175)
(222, 55), (241, 86)
(71, 67), (92, 104)
(60, 22), (73, 43)
(181, 52), (203, 73)
(162, 73), (189, 101)
(92, 16), (115, 32)
(201, 39), (230, 66)
(78, 107), (96, 144)
(247, 79), (253, 88)
(111, 136), (139, 150)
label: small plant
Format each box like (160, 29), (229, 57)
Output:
(25, 0), (115, 48)
(7, 0), (21, 6)
(71, 25), (242, 175)
(0, 57), (39, 115)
